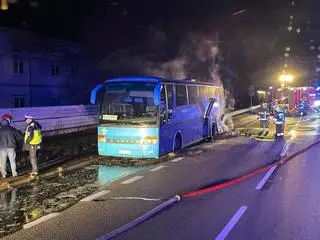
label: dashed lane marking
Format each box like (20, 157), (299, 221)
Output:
(150, 165), (166, 172)
(256, 166), (277, 190)
(81, 190), (110, 202)
(215, 206), (248, 240)
(121, 176), (143, 184)
(23, 213), (61, 229)
(171, 157), (184, 162)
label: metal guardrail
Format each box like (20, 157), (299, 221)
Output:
(0, 104), (259, 136)
(0, 105), (98, 135)
(228, 105), (260, 117)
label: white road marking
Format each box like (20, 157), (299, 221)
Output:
(81, 190), (110, 202)
(215, 206), (248, 240)
(150, 165), (166, 172)
(23, 213), (61, 229)
(171, 157), (184, 162)
(110, 197), (161, 201)
(256, 166), (277, 190)
(280, 142), (291, 157)
(121, 176), (143, 184)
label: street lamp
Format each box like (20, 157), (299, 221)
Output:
(279, 74), (294, 85)
(1, 0), (8, 10)
(279, 74), (294, 105)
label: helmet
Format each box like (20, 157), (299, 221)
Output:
(2, 114), (12, 123)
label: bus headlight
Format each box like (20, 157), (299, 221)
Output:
(142, 136), (158, 144)
(98, 135), (106, 142)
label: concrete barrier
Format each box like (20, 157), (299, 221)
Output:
(0, 105), (98, 136)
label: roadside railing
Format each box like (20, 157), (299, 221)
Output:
(0, 104), (259, 136)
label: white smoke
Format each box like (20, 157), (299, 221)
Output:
(98, 31), (221, 85)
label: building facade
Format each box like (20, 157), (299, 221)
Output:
(0, 27), (96, 108)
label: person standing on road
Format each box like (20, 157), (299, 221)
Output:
(0, 114), (22, 178)
(23, 115), (42, 175)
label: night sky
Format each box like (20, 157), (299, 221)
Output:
(0, 0), (296, 101)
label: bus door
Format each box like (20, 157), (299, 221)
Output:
(203, 97), (216, 138)
(159, 84), (174, 155)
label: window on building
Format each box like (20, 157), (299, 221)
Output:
(13, 96), (25, 108)
(176, 85), (188, 106)
(51, 65), (59, 76)
(188, 85), (199, 105)
(13, 60), (24, 74)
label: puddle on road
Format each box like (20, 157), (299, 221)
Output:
(0, 165), (145, 238)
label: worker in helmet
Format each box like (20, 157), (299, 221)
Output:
(23, 115), (42, 175)
(257, 103), (270, 131)
(0, 114), (22, 178)
(274, 105), (286, 137)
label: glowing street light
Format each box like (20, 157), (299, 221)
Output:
(1, 0), (8, 10)
(279, 74), (294, 83)
(257, 90), (266, 94)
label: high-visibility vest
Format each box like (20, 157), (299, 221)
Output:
(24, 124), (42, 145)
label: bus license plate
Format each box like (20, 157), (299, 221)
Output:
(119, 150), (131, 155)
(102, 115), (118, 121)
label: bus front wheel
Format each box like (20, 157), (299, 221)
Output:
(174, 134), (182, 152)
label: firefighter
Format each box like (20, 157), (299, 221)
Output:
(274, 106), (286, 137)
(23, 115), (42, 175)
(258, 103), (270, 131)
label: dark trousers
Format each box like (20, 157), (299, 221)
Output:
(29, 145), (38, 173)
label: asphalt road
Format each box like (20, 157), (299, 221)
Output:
(4, 114), (320, 240)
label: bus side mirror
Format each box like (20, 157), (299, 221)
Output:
(90, 84), (103, 104)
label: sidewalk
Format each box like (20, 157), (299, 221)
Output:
(0, 129), (97, 191)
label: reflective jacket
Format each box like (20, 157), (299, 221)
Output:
(24, 121), (42, 145)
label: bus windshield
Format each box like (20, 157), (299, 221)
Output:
(100, 82), (158, 126)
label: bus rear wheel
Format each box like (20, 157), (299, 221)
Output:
(174, 134), (182, 152)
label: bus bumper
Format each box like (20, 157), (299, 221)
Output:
(98, 142), (159, 158)
(97, 126), (159, 159)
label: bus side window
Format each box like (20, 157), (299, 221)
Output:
(160, 85), (167, 125)
(207, 87), (213, 99)
(199, 86), (208, 110)
(166, 84), (173, 121)
(166, 84), (173, 111)
(176, 85), (188, 106)
(188, 85), (199, 106)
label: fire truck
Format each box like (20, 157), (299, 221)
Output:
(272, 87), (316, 115)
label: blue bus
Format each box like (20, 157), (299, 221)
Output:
(90, 77), (224, 159)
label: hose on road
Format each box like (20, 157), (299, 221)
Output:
(98, 196), (181, 240)
(181, 137), (320, 198)
(99, 135), (320, 239)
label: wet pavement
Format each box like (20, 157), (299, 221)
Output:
(0, 164), (146, 238)
(0, 113), (311, 238)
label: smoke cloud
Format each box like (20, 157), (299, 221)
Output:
(98, 30), (221, 85)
